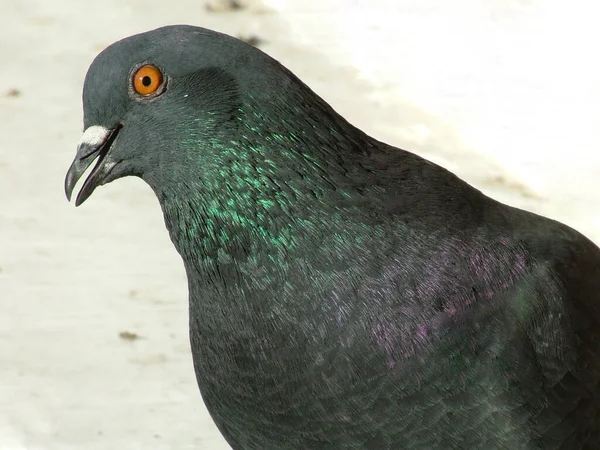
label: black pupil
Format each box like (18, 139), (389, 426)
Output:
(142, 76), (152, 87)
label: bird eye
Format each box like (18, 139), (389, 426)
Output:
(132, 64), (164, 96)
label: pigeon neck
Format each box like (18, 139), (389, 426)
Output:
(157, 134), (378, 287)
(155, 88), (382, 294)
(158, 154), (371, 271)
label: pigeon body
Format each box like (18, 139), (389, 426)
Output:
(65, 25), (600, 449)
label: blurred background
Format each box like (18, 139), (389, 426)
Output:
(1, 0), (599, 448)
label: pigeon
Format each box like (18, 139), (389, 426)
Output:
(65, 25), (600, 449)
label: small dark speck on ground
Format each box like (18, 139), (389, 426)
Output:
(205, 0), (246, 12)
(92, 43), (108, 52)
(5, 88), (21, 97)
(239, 35), (264, 47)
(119, 331), (141, 341)
(484, 174), (537, 199)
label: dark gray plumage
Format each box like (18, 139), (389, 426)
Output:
(65, 25), (600, 449)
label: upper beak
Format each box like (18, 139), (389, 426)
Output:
(65, 124), (121, 206)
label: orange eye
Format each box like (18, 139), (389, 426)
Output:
(132, 64), (163, 96)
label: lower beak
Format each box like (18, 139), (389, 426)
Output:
(65, 124), (121, 206)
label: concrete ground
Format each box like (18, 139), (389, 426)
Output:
(1, 0), (598, 449)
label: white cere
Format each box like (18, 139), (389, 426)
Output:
(78, 125), (110, 147)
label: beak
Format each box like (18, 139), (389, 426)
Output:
(65, 124), (121, 206)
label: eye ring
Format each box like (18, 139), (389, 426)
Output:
(132, 64), (164, 96)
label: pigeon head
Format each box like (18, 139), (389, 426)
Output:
(65, 25), (362, 208)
